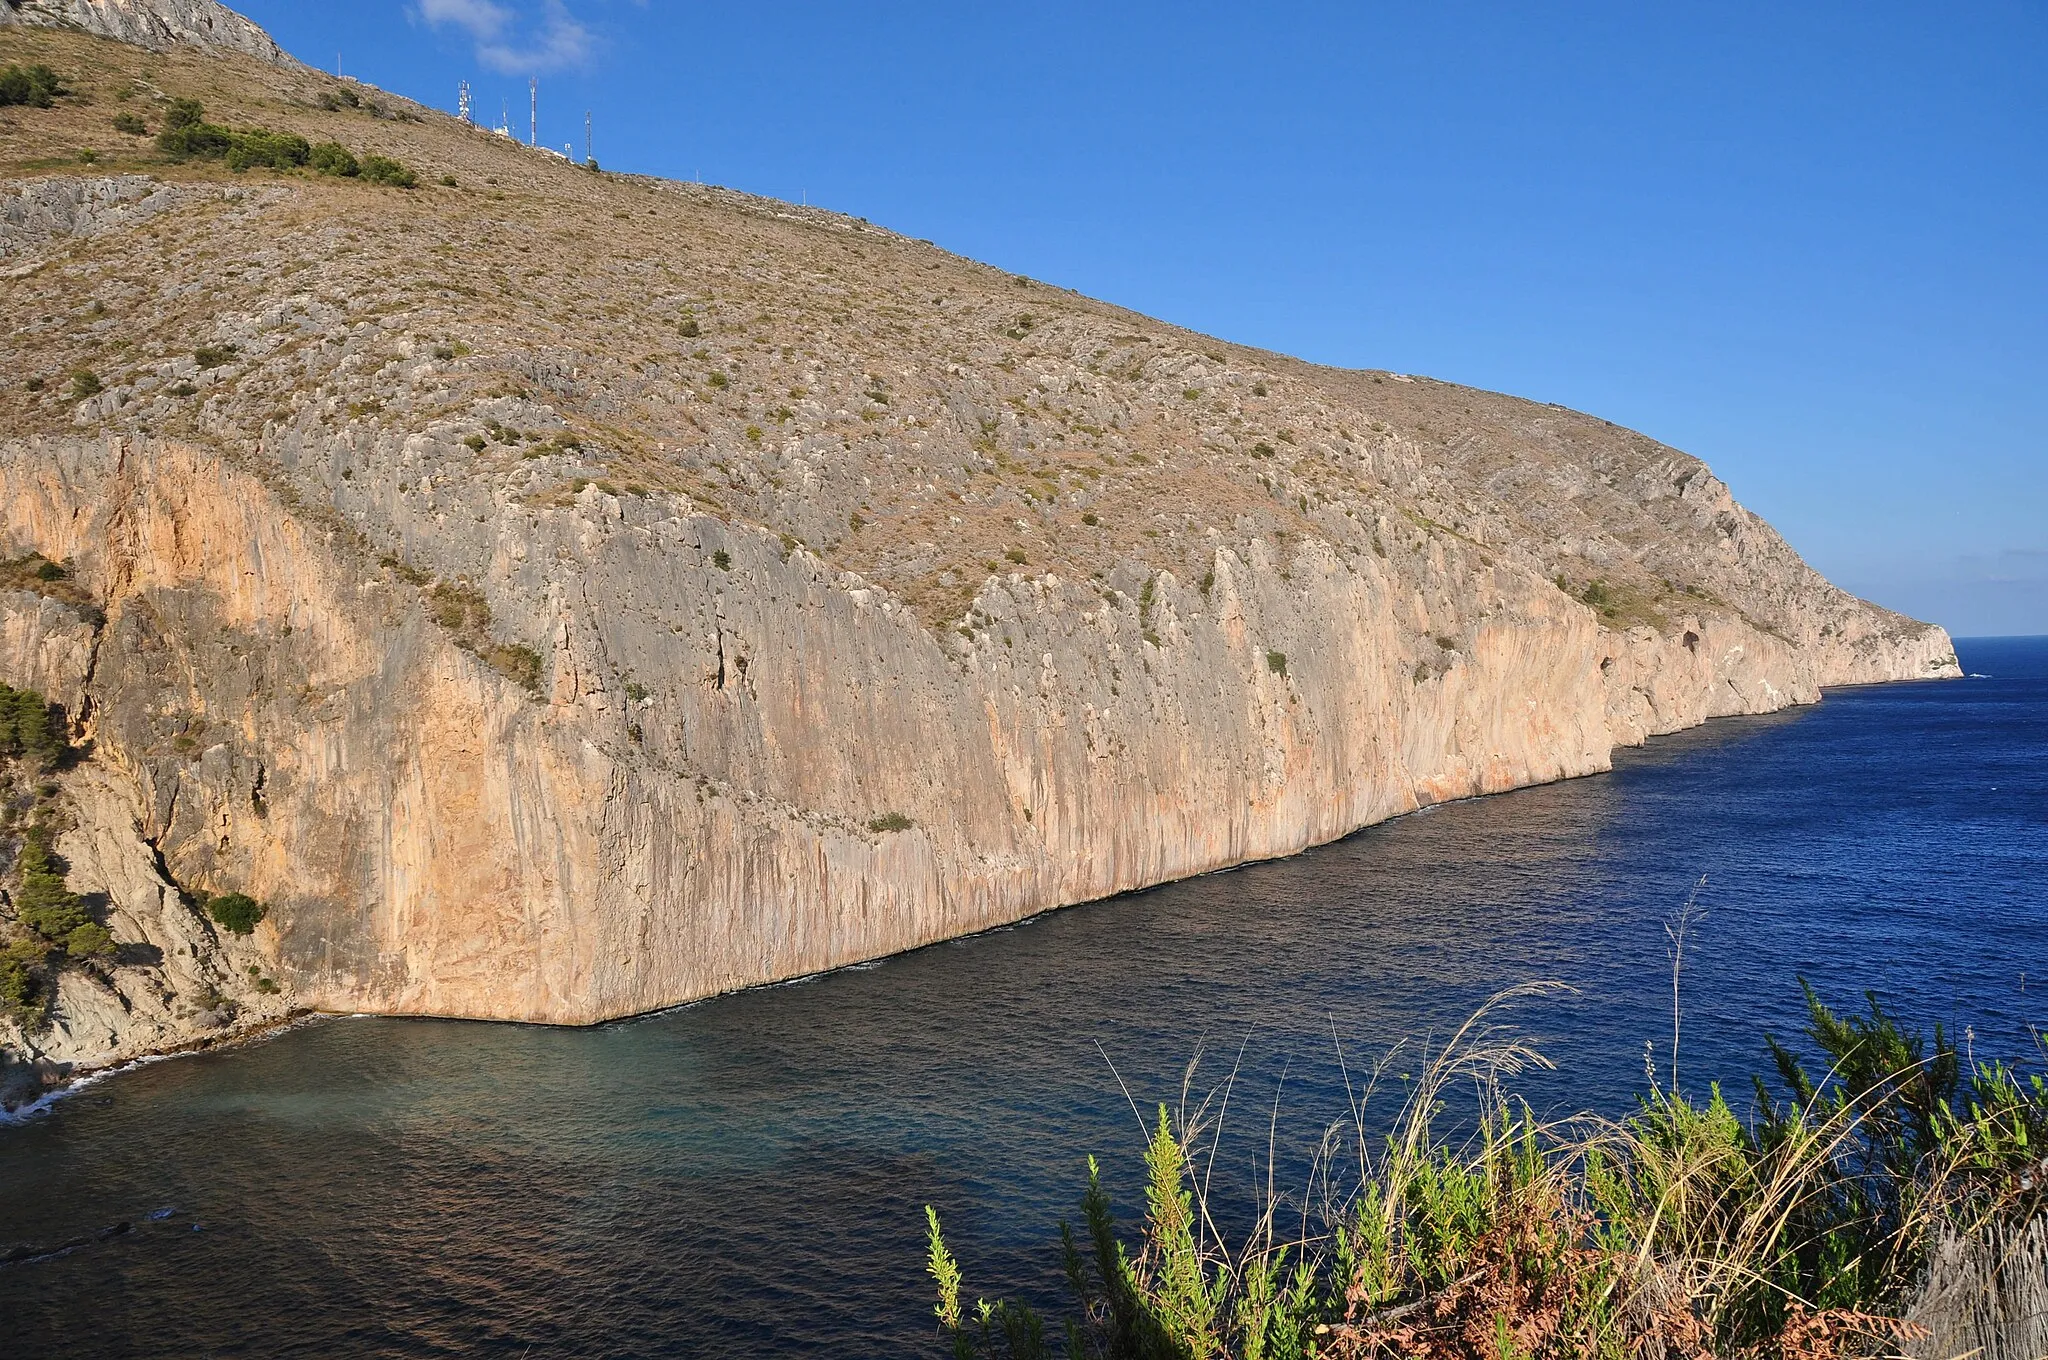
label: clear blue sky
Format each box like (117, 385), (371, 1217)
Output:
(237, 1), (2047, 637)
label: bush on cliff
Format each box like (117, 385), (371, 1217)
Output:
(0, 937), (45, 1024)
(0, 684), (69, 767)
(921, 984), (2048, 1359)
(205, 892), (267, 936)
(15, 827), (91, 944)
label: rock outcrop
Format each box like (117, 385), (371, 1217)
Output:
(0, 20), (1959, 1088)
(0, 0), (289, 66)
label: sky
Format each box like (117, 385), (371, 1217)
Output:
(235, 1), (2047, 637)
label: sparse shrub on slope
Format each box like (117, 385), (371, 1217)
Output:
(224, 129), (310, 172)
(308, 141), (359, 177)
(0, 64), (67, 108)
(359, 154), (417, 189)
(155, 98), (231, 158)
(152, 99), (414, 185)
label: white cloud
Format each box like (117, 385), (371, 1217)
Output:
(416, 0), (594, 74)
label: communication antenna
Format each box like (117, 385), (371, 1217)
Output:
(457, 80), (472, 124)
(529, 77), (538, 147)
(585, 110), (592, 164)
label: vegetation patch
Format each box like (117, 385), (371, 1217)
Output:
(204, 891), (267, 936)
(0, 64), (67, 109)
(921, 985), (2048, 1359)
(155, 99), (416, 187)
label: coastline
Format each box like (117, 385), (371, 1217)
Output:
(2, 664), (1965, 1118)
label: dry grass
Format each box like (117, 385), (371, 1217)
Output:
(924, 981), (2047, 1359)
(0, 25), (1916, 656)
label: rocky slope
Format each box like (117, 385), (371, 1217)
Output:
(0, 15), (1958, 1095)
(0, 0), (289, 65)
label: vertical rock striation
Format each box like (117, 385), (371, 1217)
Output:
(0, 19), (1959, 1079)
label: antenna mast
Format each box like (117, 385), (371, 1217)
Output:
(457, 80), (472, 124)
(585, 110), (592, 164)
(529, 77), (538, 147)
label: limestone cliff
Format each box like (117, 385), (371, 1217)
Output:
(0, 19), (1958, 1089)
(0, 0), (289, 66)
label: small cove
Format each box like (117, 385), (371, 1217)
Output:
(2, 637), (2043, 1358)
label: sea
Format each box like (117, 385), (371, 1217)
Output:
(2, 635), (2043, 1358)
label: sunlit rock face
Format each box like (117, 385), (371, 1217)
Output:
(0, 0), (291, 65)
(0, 13), (1957, 1075)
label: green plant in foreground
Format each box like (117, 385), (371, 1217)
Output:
(921, 983), (2048, 1359)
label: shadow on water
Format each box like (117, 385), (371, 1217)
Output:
(2, 637), (2043, 1357)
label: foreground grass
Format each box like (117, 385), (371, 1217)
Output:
(924, 984), (2047, 1359)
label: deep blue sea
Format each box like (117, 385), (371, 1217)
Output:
(2, 636), (2043, 1358)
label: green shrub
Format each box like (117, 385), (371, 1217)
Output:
(359, 154), (417, 188)
(922, 986), (2048, 1360)
(0, 64), (66, 109)
(63, 922), (115, 961)
(1265, 649), (1287, 676)
(0, 684), (69, 766)
(868, 812), (914, 833)
(68, 369), (102, 401)
(193, 343), (238, 370)
(678, 316), (701, 338)
(16, 829), (90, 943)
(0, 937), (44, 1020)
(112, 111), (148, 136)
(711, 550), (732, 571)
(205, 891), (267, 935)
(225, 129), (309, 172)
(1003, 547), (1027, 565)
(706, 371), (730, 389)
(308, 141), (359, 177)
(484, 643), (544, 693)
(156, 100), (232, 159)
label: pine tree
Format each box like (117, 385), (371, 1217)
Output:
(13, 688), (59, 763)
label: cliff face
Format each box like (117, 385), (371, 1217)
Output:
(0, 0), (289, 66)
(0, 23), (1958, 1081)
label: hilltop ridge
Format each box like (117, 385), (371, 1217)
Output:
(0, 0), (288, 65)
(0, 17), (1955, 1092)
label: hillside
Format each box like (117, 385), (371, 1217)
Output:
(0, 14), (1957, 1094)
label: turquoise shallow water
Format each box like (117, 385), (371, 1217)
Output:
(2, 636), (2044, 1358)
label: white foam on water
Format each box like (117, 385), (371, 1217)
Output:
(0, 1013), (335, 1125)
